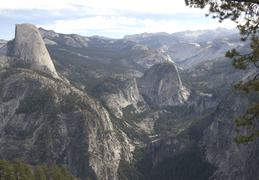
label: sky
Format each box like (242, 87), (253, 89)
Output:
(0, 0), (237, 40)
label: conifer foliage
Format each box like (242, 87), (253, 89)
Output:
(0, 159), (81, 180)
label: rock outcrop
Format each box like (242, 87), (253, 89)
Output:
(0, 40), (7, 57)
(137, 62), (190, 106)
(96, 75), (145, 119)
(7, 23), (60, 79)
(130, 44), (174, 69)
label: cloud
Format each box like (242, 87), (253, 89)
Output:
(38, 16), (236, 38)
(85, 0), (200, 14)
(1, 0), (75, 10)
(0, 0), (237, 39)
(1, 0), (203, 15)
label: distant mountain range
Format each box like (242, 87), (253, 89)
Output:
(124, 27), (238, 42)
(124, 28), (243, 69)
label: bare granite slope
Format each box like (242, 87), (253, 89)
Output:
(137, 62), (190, 106)
(8, 23), (60, 79)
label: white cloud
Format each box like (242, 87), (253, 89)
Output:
(1, 0), (75, 10)
(0, 0), (237, 39)
(1, 0), (203, 15)
(86, 0), (199, 14)
(40, 17), (118, 32)
(38, 16), (237, 38)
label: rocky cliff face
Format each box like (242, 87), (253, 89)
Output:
(0, 40), (7, 57)
(0, 67), (135, 179)
(203, 92), (259, 180)
(95, 75), (145, 119)
(7, 23), (60, 79)
(137, 62), (190, 106)
(129, 44), (174, 69)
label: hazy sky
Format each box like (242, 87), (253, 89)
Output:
(0, 0), (237, 40)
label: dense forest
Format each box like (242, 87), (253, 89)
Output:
(0, 159), (82, 180)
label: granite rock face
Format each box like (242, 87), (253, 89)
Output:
(8, 23), (60, 79)
(203, 92), (259, 180)
(97, 75), (145, 119)
(137, 62), (190, 106)
(0, 66), (134, 180)
(0, 40), (7, 57)
(129, 44), (174, 69)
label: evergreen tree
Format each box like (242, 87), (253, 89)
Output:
(34, 165), (47, 180)
(41, 164), (48, 180)
(13, 159), (33, 180)
(0, 159), (80, 180)
(23, 164), (33, 180)
(185, 0), (259, 144)
(0, 159), (15, 180)
(51, 165), (63, 180)
(60, 165), (74, 180)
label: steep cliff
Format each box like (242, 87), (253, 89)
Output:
(0, 40), (7, 57)
(7, 23), (60, 79)
(203, 92), (259, 180)
(94, 75), (145, 119)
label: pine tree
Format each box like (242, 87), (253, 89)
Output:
(41, 164), (48, 180)
(61, 165), (74, 180)
(51, 165), (64, 180)
(23, 164), (33, 180)
(13, 159), (33, 180)
(34, 165), (47, 180)
(0, 159), (80, 180)
(0, 159), (15, 180)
